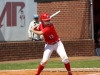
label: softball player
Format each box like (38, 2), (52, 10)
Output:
(31, 13), (72, 75)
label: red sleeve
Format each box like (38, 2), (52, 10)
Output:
(42, 26), (51, 34)
(38, 24), (42, 31)
(39, 24), (51, 34)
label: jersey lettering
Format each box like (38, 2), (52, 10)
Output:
(49, 34), (54, 39)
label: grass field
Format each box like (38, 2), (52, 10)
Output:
(0, 56), (100, 70)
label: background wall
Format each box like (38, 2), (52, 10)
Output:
(0, 40), (94, 61)
(38, 0), (91, 40)
(0, 0), (95, 61)
(0, 0), (37, 41)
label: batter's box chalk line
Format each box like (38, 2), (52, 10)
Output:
(86, 73), (100, 75)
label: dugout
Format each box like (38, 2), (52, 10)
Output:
(93, 0), (100, 56)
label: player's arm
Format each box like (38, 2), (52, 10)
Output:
(31, 26), (43, 35)
(28, 22), (32, 38)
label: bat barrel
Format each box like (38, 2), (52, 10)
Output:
(50, 10), (60, 18)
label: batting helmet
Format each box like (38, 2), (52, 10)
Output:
(40, 13), (50, 22)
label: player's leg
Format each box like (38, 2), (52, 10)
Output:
(56, 41), (72, 75)
(35, 44), (54, 75)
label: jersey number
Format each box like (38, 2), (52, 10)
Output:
(49, 34), (54, 39)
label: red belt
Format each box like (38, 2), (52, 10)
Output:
(46, 40), (59, 45)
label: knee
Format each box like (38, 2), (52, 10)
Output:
(62, 58), (69, 64)
(40, 60), (48, 66)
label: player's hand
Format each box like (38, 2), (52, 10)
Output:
(34, 26), (37, 30)
(34, 25), (39, 30)
(31, 26), (38, 32)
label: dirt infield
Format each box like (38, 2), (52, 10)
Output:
(0, 56), (100, 75)
(0, 68), (100, 75)
(0, 56), (100, 64)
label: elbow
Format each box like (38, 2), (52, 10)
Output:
(38, 31), (43, 35)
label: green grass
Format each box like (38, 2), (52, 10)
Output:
(71, 60), (100, 68)
(0, 59), (100, 70)
(0, 62), (40, 70)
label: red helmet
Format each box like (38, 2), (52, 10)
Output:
(40, 13), (50, 22)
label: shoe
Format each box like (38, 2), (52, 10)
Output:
(68, 72), (72, 75)
(32, 38), (41, 41)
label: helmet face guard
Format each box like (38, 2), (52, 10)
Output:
(42, 18), (50, 21)
(40, 13), (51, 22)
(42, 20), (51, 25)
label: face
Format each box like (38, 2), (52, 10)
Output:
(43, 20), (51, 26)
(34, 18), (39, 22)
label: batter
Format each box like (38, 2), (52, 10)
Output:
(31, 13), (72, 75)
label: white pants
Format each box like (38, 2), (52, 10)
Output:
(40, 40), (69, 66)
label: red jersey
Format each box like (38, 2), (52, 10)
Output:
(39, 24), (59, 44)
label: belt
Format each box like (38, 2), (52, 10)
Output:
(46, 40), (59, 45)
